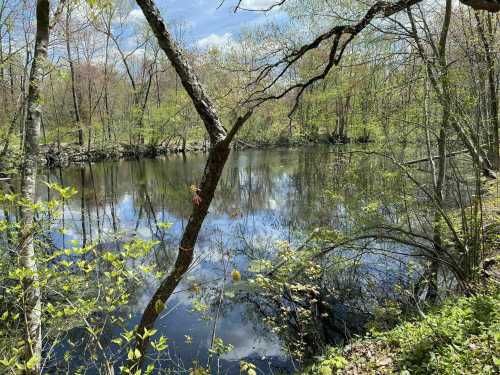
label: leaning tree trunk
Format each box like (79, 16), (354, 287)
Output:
(125, 0), (500, 370)
(19, 0), (50, 373)
(129, 0), (252, 372)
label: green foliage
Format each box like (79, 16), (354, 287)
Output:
(366, 300), (403, 332)
(0, 185), (165, 374)
(240, 360), (257, 375)
(305, 347), (348, 375)
(303, 288), (500, 374)
(247, 237), (349, 361)
(209, 337), (234, 356)
(382, 289), (500, 374)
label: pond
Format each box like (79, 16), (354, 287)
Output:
(35, 146), (415, 374)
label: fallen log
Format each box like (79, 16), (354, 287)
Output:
(235, 139), (257, 149)
(404, 145), (488, 166)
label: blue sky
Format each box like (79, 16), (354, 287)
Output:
(127, 0), (283, 47)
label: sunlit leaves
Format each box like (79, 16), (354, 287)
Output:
(248, 259), (272, 273)
(191, 299), (208, 314)
(151, 335), (168, 351)
(246, 236), (344, 359)
(157, 221), (173, 230)
(123, 238), (159, 260)
(240, 361), (257, 375)
(43, 182), (78, 200)
(25, 354), (41, 370)
(154, 299), (165, 314)
(209, 337), (233, 356)
(127, 348), (142, 361)
(189, 366), (210, 375)
(0, 184), (164, 372)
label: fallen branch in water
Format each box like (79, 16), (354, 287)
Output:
(404, 145), (487, 165)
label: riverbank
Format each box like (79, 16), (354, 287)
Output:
(40, 141), (207, 168)
(302, 286), (499, 375)
(1, 136), (339, 170)
(302, 183), (500, 375)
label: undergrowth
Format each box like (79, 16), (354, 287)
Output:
(303, 286), (500, 374)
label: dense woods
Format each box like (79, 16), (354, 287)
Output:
(0, 0), (498, 374)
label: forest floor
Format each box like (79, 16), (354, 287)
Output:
(302, 287), (499, 375)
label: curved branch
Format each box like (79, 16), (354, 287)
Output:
(245, 0), (423, 114)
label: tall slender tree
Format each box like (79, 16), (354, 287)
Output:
(65, 2), (83, 146)
(19, 0), (50, 373)
(475, 12), (499, 170)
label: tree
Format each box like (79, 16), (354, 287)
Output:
(475, 12), (499, 169)
(65, 1), (83, 146)
(128, 1), (252, 370)
(126, 0), (500, 370)
(17, 0), (67, 372)
(407, 0), (453, 301)
(18, 1), (50, 372)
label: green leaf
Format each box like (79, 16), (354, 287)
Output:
(127, 349), (134, 361)
(26, 354), (40, 370)
(134, 348), (142, 359)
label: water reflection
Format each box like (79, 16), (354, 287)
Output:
(35, 146), (414, 373)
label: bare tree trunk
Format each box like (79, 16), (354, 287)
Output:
(427, 0), (453, 303)
(408, 5), (495, 178)
(137, 63), (155, 145)
(410, 0), (453, 302)
(65, 5), (83, 146)
(19, 1), (50, 373)
(103, 13), (113, 142)
(129, 0), (252, 371)
(476, 12), (499, 170)
(0, 94), (23, 162)
(108, 35), (145, 144)
(8, 29), (14, 97)
(0, 15), (4, 111)
(19, 48), (31, 153)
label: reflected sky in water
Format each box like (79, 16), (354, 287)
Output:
(35, 146), (412, 374)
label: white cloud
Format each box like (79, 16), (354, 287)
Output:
(127, 8), (146, 24)
(196, 32), (237, 50)
(219, 319), (286, 360)
(239, 0), (282, 10)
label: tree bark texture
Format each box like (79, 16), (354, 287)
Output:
(19, 0), (50, 373)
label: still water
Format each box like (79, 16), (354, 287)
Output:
(37, 146), (412, 374)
